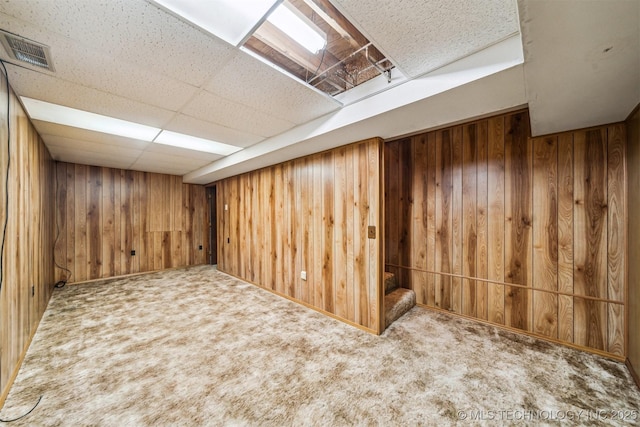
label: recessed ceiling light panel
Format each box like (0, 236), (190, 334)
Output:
(20, 97), (160, 141)
(153, 130), (242, 156)
(151, 0), (280, 46)
(267, 2), (326, 54)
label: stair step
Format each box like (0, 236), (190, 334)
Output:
(384, 272), (398, 294)
(384, 288), (416, 328)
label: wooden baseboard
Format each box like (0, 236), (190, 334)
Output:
(66, 264), (210, 286)
(0, 324), (40, 408)
(626, 359), (640, 389)
(417, 303), (626, 362)
(216, 268), (380, 335)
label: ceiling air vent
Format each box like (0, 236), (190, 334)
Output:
(0, 30), (54, 71)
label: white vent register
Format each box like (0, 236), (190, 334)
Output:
(0, 30), (54, 71)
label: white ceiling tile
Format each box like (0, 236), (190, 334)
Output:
(331, 0), (520, 77)
(129, 153), (208, 176)
(205, 52), (340, 124)
(0, 0), (237, 87)
(182, 90), (297, 138)
(0, 17), (198, 112)
(43, 135), (144, 159)
(46, 141), (141, 170)
(143, 142), (223, 162)
(164, 114), (264, 148)
(7, 68), (175, 127)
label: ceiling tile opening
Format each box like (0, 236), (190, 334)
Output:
(243, 0), (395, 97)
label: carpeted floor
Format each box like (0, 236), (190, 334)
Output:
(2, 265), (639, 426)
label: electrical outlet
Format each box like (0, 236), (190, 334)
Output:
(199, 245), (203, 250)
(131, 250), (136, 256)
(368, 226), (376, 239)
(301, 271), (307, 281)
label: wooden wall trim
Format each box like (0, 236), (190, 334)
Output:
(220, 269), (378, 335)
(626, 358), (640, 390)
(0, 323), (39, 407)
(420, 303), (626, 362)
(385, 263), (625, 304)
(626, 102), (640, 386)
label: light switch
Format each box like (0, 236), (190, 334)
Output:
(301, 271), (307, 281)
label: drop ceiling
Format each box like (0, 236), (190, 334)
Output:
(0, 0), (636, 184)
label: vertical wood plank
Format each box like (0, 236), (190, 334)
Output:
(435, 129), (452, 311)
(607, 124), (625, 302)
(313, 155), (323, 309)
(532, 136), (558, 338)
(345, 146), (355, 322)
(322, 152), (335, 313)
(137, 171), (147, 273)
(368, 139), (381, 332)
(385, 141), (399, 268)
(608, 303), (625, 357)
(238, 175), (247, 279)
(297, 159), (308, 303)
(557, 132), (574, 343)
(266, 169), (275, 290)
(274, 166), (283, 293)
(462, 123), (477, 317)
(607, 124), (625, 355)
(251, 171), (259, 283)
(573, 128), (607, 350)
(451, 126), (463, 314)
(286, 162), (296, 297)
(74, 164), (87, 282)
(55, 163), (68, 282)
(476, 120), (489, 320)
(65, 164), (75, 280)
(412, 134), (428, 305)
(87, 166), (102, 279)
(426, 132), (437, 307)
(355, 143), (369, 327)
(487, 116), (505, 324)
(102, 168), (115, 279)
(398, 139), (412, 288)
(113, 170), (122, 276)
(504, 112), (532, 331)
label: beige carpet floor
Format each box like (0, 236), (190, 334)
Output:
(2, 265), (639, 426)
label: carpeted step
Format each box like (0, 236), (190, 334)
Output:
(384, 272), (398, 294)
(385, 287), (416, 328)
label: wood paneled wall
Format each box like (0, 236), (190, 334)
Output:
(385, 110), (627, 357)
(217, 138), (383, 333)
(55, 163), (209, 283)
(627, 104), (640, 381)
(0, 80), (56, 403)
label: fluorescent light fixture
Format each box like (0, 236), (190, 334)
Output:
(152, 0), (279, 46)
(267, 2), (326, 54)
(20, 97), (161, 141)
(153, 131), (242, 156)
